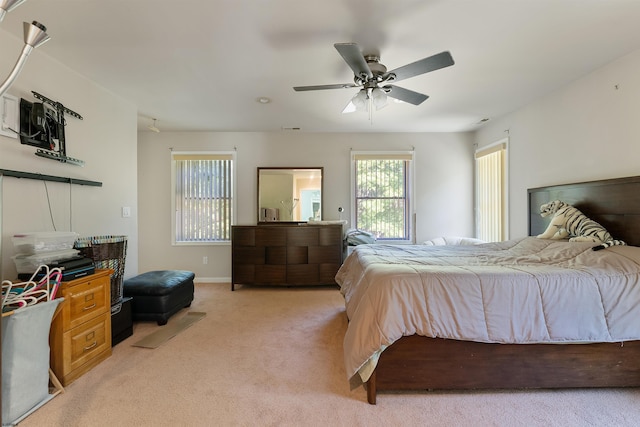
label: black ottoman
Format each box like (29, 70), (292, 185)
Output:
(123, 270), (195, 325)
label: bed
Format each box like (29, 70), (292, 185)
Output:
(335, 175), (640, 404)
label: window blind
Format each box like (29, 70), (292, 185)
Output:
(475, 143), (506, 242)
(172, 152), (234, 243)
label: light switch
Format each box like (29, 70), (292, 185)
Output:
(122, 206), (131, 218)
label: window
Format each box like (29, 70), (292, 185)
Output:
(171, 151), (236, 244)
(351, 151), (414, 241)
(475, 139), (508, 242)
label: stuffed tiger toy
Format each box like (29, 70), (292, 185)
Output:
(536, 200), (626, 251)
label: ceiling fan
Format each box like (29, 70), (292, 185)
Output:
(293, 43), (455, 113)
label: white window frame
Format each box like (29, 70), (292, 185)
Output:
(350, 150), (415, 243)
(170, 150), (237, 246)
(475, 138), (509, 242)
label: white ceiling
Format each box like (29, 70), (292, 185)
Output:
(3, 0), (640, 133)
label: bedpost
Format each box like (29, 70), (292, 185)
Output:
(366, 371), (377, 404)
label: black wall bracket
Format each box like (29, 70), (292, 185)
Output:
(31, 91), (85, 166)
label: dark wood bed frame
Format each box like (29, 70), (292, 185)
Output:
(365, 175), (640, 404)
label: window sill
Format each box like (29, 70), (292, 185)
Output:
(172, 241), (231, 247)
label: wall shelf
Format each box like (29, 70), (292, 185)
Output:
(0, 169), (102, 187)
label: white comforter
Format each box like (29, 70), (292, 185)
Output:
(335, 237), (640, 382)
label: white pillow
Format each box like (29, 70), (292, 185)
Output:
(423, 236), (486, 246)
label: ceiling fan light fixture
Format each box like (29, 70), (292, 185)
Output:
(371, 88), (388, 111)
(351, 89), (369, 112)
(342, 100), (356, 114)
(148, 118), (160, 133)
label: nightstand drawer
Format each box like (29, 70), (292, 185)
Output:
(63, 312), (111, 373)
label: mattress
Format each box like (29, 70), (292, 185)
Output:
(335, 237), (640, 382)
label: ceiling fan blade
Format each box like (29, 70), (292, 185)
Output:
(334, 43), (373, 80)
(293, 83), (359, 91)
(386, 51), (454, 83)
(383, 85), (429, 105)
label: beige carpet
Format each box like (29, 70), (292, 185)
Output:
(18, 283), (640, 427)
(132, 312), (206, 349)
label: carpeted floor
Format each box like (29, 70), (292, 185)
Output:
(18, 283), (640, 426)
(132, 311), (206, 348)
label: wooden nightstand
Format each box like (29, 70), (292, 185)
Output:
(49, 269), (113, 386)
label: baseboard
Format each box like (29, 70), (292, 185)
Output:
(194, 277), (230, 284)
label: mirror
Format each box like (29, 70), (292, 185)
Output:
(257, 167), (323, 222)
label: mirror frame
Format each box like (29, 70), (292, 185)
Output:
(257, 167), (324, 223)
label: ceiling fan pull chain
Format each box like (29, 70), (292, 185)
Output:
(369, 95), (373, 124)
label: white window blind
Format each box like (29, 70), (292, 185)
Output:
(352, 151), (413, 241)
(172, 152), (235, 243)
(475, 142), (507, 242)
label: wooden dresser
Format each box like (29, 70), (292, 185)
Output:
(231, 224), (343, 290)
(50, 268), (112, 386)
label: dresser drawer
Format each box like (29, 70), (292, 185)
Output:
(62, 312), (111, 374)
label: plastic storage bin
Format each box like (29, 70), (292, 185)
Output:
(12, 232), (79, 255)
(75, 236), (127, 305)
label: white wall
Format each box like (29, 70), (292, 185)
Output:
(137, 131), (474, 281)
(475, 48), (640, 239)
(0, 28), (139, 281)
(7, 30), (639, 284)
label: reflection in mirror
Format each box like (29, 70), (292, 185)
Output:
(258, 167), (323, 222)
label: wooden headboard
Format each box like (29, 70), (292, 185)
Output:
(528, 175), (640, 247)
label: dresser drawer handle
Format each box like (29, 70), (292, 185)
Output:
(83, 341), (97, 352)
(83, 303), (96, 311)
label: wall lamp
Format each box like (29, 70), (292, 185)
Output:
(0, 0), (26, 22)
(0, 0), (50, 97)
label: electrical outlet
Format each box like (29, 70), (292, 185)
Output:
(203, 256), (208, 265)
